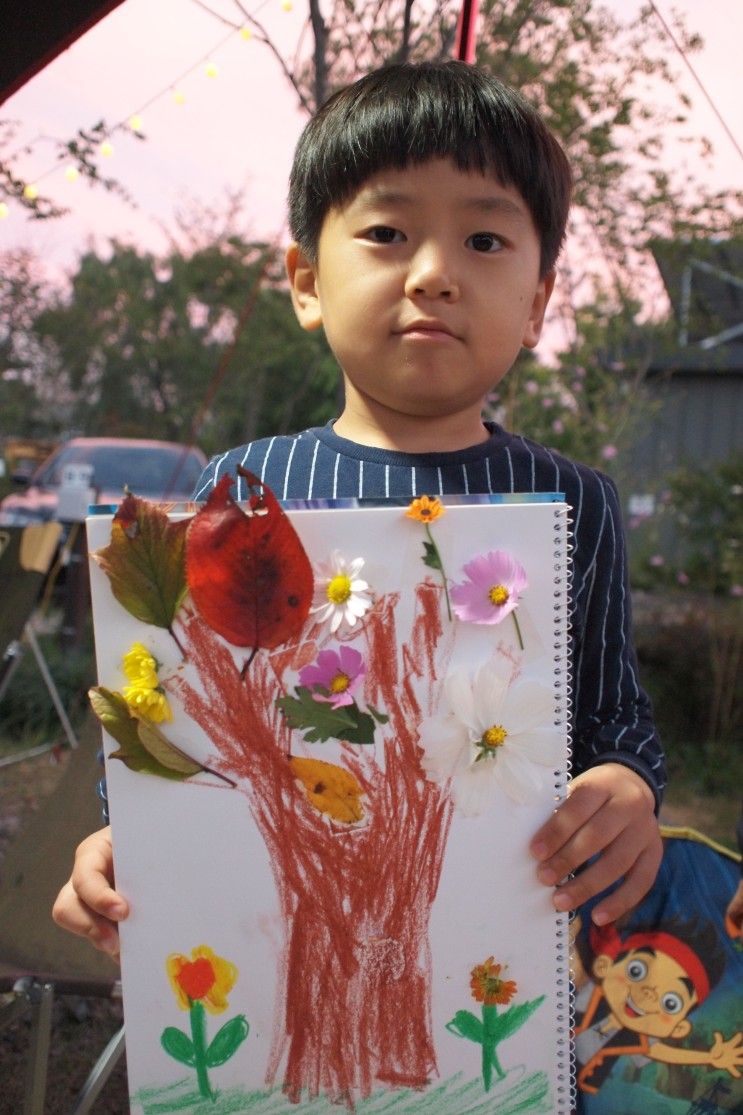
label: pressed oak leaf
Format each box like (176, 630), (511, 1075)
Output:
(186, 469), (313, 652)
(89, 686), (202, 781)
(92, 494), (189, 632)
(289, 756), (364, 824)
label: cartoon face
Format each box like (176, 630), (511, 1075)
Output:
(593, 947), (697, 1040)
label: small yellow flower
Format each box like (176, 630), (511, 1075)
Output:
(166, 945), (238, 1014)
(123, 641), (157, 683)
(122, 683), (172, 723)
(406, 495), (444, 523)
(121, 642), (172, 722)
(290, 756), (364, 823)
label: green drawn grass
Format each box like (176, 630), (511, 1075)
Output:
(134, 1068), (552, 1114)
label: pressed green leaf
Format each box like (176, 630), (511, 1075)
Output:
(367, 704), (389, 726)
(277, 682), (356, 744)
(205, 1015), (250, 1067)
(93, 494), (190, 630)
(445, 1009), (484, 1045)
(137, 720), (203, 776)
(277, 686), (377, 745)
(160, 1026), (195, 1066)
(89, 687), (197, 782)
(422, 540), (442, 571)
(487, 996), (545, 1044)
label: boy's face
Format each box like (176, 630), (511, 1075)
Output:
(287, 158), (553, 445)
(593, 948), (697, 1040)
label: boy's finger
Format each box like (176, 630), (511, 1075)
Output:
(548, 827), (651, 910)
(529, 779), (608, 861)
(588, 840), (664, 925)
(52, 883), (121, 958)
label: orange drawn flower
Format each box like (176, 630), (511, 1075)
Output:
(166, 944), (238, 1014)
(470, 957), (517, 1005)
(406, 495), (444, 523)
(290, 755), (364, 824)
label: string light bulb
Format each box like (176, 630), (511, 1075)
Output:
(0, 202), (9, 219)
(281, 0), (293, 9)
(64, 166), (80, 182)
(240, 26), (253, 40)
(205, 62), (219, 78)
(23, 183), (39, 200)
(172, 88), (186, 105)
(100, 140), (114, 157)
(129, 114), (144, 133)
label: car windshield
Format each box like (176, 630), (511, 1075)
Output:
(33, 444), (204, 497)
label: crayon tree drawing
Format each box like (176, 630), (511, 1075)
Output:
(87, 474), (571, 1113)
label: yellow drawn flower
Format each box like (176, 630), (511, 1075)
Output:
(290, 755), (364, 824)
(406, 495), (444, 523)
(470, 957), (517, 1006)
(166, 944), (238, 1014)
(121, 642), (172, 722)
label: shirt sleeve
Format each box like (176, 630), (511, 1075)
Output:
(570, 473), (666, 811)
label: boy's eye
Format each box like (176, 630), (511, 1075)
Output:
(660, 992), (684, 1015)
(365, 226), (405, 244)
(626, 959), (648, 982)
(467, 232), (503, 253)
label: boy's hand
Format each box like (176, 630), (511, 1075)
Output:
(52, 826), (128, 960)
(529, 763), (663, 926)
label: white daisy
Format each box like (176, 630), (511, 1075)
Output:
(417, 659), (562, 815)
(311, 550), (373, 633)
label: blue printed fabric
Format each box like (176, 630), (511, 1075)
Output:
(575, 830), (743, 1115)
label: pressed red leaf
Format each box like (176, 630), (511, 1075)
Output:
(92, 494), (189, 630)
(186, 469), (313, 650)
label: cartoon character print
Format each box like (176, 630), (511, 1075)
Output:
(574, 916), (743, 1095)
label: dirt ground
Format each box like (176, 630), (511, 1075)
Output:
(0, 734), (739, 1114)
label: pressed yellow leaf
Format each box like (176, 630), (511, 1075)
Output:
(290, 755), (364, 824)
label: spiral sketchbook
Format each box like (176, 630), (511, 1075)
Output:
(87, 489), (574, 1114)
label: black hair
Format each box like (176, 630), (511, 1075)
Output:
(288, 61), (572, 278)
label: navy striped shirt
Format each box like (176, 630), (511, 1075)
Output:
(194, 422), (666, 806)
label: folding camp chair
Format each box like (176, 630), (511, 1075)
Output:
(0, 525), (125, 1111)
(0, 716), (126, 1114)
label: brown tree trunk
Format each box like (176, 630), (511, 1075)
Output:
(175, 583), (453, 1104)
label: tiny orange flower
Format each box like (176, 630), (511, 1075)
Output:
(166, 945), (238, 1014)
(470, 956), (517, 1005)
(406, 495), (444, 524)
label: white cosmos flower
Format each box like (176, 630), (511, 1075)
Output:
(311, 549), (373, 633)
(417, 659), (562, 815)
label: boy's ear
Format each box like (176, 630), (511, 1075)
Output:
(286, 242), (323, 332)
(522, 270), (556, 350)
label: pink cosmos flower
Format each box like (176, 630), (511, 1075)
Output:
(450, 551), (528, 626)
(601, 444), (618, 461)
(298, 646), (365, 710)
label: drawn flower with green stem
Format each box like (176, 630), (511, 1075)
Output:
(162, 944), (249, 1100)
(447, 956), (544, 1091)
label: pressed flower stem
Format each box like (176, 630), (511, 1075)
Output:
(424, 524), (452, 621)
(189, 1000), (213, 1100)
(511, 610), (524, 651)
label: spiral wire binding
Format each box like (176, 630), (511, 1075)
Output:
(552, 504), (576, 1113)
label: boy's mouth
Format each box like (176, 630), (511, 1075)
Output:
(398, 319), (458, 340)
(623, 995), (648, 1019)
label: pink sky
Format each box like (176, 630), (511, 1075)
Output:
(2, 0), (741, 345)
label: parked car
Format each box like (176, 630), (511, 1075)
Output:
(0, 437), (208, 527)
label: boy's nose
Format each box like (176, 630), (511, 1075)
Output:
(405, 247), (460, 301)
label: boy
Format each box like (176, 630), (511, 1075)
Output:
(53, 60), (664, 958)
